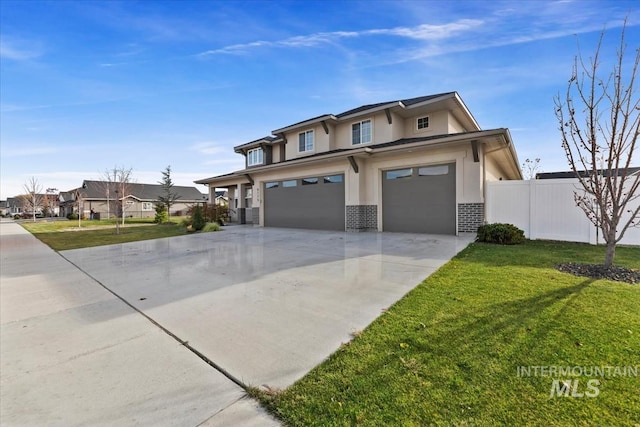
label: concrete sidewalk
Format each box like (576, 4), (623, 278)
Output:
(0, 220), (280, 426)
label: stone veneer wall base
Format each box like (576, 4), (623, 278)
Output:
(346, 205), (378, 232)
(458, 203), (484, 233)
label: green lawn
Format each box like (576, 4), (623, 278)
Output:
(21, 218), (188, 251)
(258, 241), (640, 426)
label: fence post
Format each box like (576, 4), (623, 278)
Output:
(528, 179), (535, 240)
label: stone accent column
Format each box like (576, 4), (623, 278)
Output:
(346, 205), (378, 232)
(457, 203), (484, 233)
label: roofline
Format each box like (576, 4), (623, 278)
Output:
(336, 101), (403, 121)
(233, 92), (479, 149)
(272, 114), (338, 135)
(195, 129), (520, 184)
(452, 92), (480, 131)
(233, 136), (277, 152)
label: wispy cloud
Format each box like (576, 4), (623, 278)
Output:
(190, 142), (226, 155)
(0, 38), (42, 60)
(2, 146), (58, 157)
(198, 19), (483, 56)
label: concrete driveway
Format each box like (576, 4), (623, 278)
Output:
(0, 221), (278, 427)
(1, 222), (472, 425)
(62, 226), (473, 390)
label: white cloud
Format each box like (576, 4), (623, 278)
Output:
(365, 20), (484, 40)
(198, 20), (483, 56)
(0, 38), (42, 60)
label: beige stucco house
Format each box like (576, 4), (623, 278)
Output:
(196, 92), (522, 234)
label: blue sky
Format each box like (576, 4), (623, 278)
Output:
(1, 0), (638, 198)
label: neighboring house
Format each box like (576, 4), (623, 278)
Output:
(4, 194), (58, 217)
(0, 200), (8, 216)
(196, 92), (522, 234)
(58, 191), (76, 217)
(5, 197), (23, 216)
(536, 167), (640, 179)
(214, 190), (229, 206)
(60, 181), (207, 219)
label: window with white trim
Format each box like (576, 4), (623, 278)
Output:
(352, 119), (372, 145)
(417, 116), (430, 130)
(142, 202), (153, 211)
(247, 148), (264, 166)
(298, 130), (314, 152)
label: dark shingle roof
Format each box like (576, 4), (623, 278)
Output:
(336, 92), (455, 118)
(234, 135), (279, 151)
(536, 167), (640, 179)
(73, 181), (206, 202)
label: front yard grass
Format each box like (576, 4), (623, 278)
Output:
(21, 219), (188, 251)
(259, 240), (640, 426)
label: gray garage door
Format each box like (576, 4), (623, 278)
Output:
(264, 174), (345, 230)
(382, 163), (456, 234)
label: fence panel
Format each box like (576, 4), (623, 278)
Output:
(486, 179), (639, 246)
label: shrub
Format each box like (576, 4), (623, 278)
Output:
(191, 205), (206, 231)
(154, 204), (168, 223)
(477, 223), (525, 245)
(187, 203), (228, 224)
(67, 213), (79, 220)
(203, 222), (221, 232)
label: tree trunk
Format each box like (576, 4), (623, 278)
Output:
(604, 239), (616, 268)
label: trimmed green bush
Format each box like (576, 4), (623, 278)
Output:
(477, 223), (525, 245)
(203, 222), (221, 232)
(66, 213), (79, 220)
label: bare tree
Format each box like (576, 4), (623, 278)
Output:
(43, 188), (58, 217)
(554, 21), (640, 268)
(521, 158), (542, 180)
(101, 166), (134, 234)
(157, 165), (180, 222)
(20, 177), (43, 222)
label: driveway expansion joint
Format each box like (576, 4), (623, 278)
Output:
(59, 251), (250, 392)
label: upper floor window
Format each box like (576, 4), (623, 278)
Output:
(299, 130), (314, 152)
(352, 119), (372, 145)
(417, 116), (430, 130)
(247, 148), (264, 166)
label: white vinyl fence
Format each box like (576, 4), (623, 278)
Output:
(485, 179), (640, 246)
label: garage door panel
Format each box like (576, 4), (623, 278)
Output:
(382, 163), (456, 234)
(264, 176), (345, 231)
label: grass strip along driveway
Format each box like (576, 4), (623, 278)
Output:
(257, 241), (640, 426)
(21, 219), (187, 251)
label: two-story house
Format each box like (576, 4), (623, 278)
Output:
(195, 92), (522, 234)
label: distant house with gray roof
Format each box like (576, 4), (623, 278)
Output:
(60, 180), (207, 219)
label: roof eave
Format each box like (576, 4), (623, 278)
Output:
(337, 101), (403, 121)
(272, 114), (337, 135)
